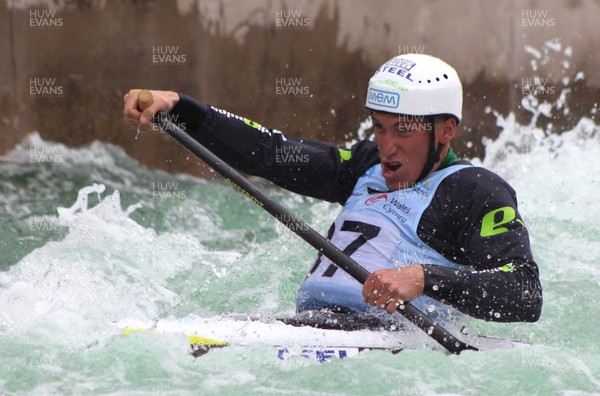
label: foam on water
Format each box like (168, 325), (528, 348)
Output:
(1, 119), (598, 393)
(0, 184), (206, 341)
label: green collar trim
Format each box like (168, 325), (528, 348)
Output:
(438, 147), (458, 170)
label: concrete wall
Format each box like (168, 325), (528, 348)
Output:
(1, 0), (599, 175)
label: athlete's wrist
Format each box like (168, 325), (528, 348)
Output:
(422, 264), (467, 300)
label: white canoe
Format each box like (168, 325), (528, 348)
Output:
(115, 314), (523, 361)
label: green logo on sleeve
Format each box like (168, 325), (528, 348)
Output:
(500, 263), (516, 272)
(480, 206), (524, 237)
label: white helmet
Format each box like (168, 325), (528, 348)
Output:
(365, 53), (463, 123)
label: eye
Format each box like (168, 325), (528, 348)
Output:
(395, 123), (412, 136)
(394, 122), (421, 137)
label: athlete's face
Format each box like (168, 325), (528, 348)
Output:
(372, 112), (434, 190)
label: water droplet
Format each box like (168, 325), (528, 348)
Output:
(427, 305), (435, 313)
(432, 285), (439, 291)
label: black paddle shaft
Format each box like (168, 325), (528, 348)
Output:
(149, 110), (477, 354)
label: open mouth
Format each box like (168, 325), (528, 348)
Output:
(385, 162), (402, 172)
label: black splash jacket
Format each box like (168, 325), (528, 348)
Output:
(168, 94), (542, 322)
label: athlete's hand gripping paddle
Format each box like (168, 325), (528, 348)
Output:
(135, 90), (478, 354)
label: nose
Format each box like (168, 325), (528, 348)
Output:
(377, 132), (399, 159)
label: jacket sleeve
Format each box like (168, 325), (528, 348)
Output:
(421, 167), (543, 322)
(166, 93), (380, 205)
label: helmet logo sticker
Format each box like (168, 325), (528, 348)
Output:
(385, 58), (416, 71)
(378, 58), (416, 81)
(367, 88), (399, 109)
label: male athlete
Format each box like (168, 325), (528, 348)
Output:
(124, 54), (542, 324)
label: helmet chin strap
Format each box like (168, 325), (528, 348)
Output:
(415, 117), (444, 184)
